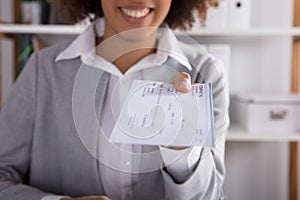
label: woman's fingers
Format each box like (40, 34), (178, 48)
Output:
(170, 72), (192, 93)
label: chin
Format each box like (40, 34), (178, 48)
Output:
(117, 26), (158, 42)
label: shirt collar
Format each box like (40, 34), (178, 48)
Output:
(156, 25), (192, 71)
(55, 18), (192, 72)
(55, 18), (104, 62)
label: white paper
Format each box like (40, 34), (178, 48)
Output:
(110, 80), (215, 147)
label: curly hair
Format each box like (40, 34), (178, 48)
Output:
(50, 0), (220, 30)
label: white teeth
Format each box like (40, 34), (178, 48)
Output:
(121, 8), (150, 18)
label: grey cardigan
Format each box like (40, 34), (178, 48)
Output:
(0, 37), (229, 200)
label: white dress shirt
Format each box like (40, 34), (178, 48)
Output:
(42, 18), (201, 200)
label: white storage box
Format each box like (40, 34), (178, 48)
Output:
(230, 94), (300, 132)
(228, 0), (251, 29)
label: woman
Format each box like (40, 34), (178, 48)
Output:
(0, 0), (229, 199)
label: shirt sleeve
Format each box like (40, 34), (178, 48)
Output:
(161, 57), (229, 200)
(0, 53), (52, 199)
(159, 146), (202, 183)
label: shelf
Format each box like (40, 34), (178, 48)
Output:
(1, 24), (300, 37)
(227, 125), (300, 142)
(0, 24), (86, 35)
(183, 28), (300, 37)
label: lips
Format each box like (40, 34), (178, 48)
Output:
(120, 7), (151, 18)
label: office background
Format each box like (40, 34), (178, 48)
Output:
(1, 0), (300, 199)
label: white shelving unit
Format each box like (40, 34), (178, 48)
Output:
(227, 125), (300, 142)
(2, 24), (300, 37)
(0, 24), (85, 35)
(186, 28), (300, 37)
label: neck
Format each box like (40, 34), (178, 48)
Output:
(96, 29), (157, 74)
(113, 48), (156, 74)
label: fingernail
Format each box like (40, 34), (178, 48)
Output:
(179, 81), (191, 91)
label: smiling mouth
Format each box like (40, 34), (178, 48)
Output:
(120, 7), (151, 18)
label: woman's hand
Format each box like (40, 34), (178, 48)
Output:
(170, 72), (192, 93)
(164, 72), (193, 150)
(61, 196), (111, 200)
